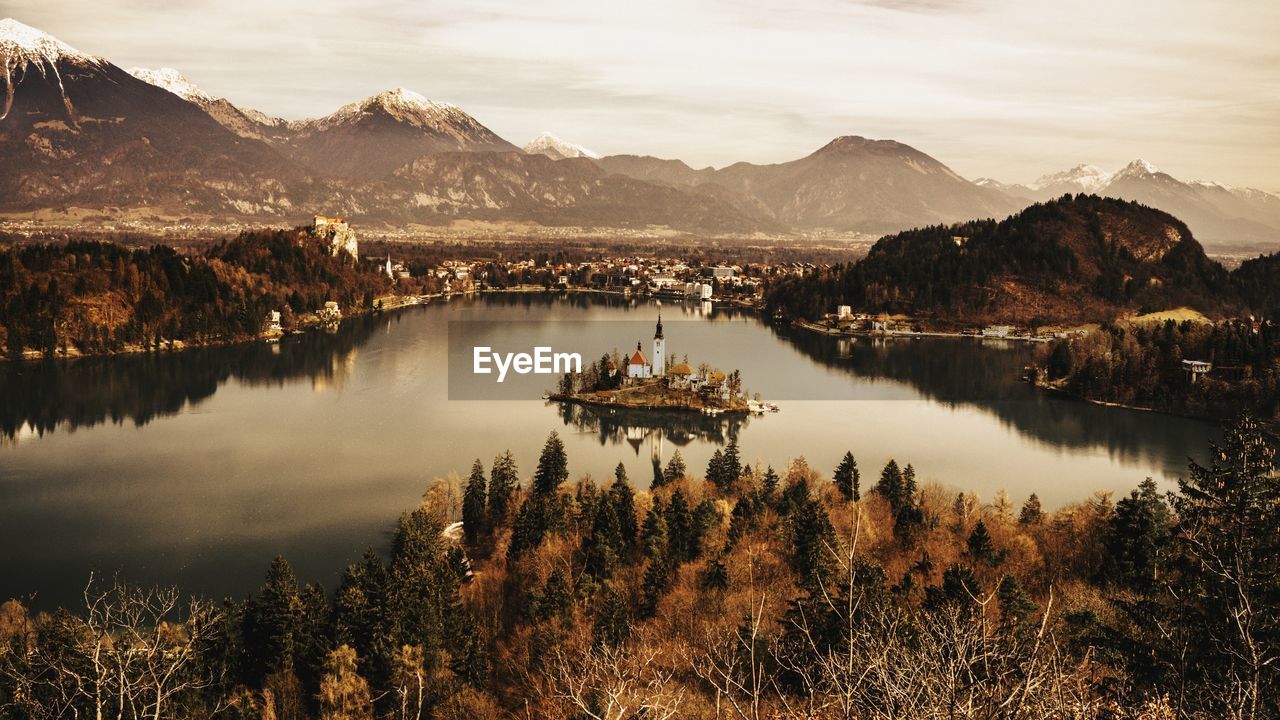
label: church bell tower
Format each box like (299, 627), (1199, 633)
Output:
(652, 313), (666, 377)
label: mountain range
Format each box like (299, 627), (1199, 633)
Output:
(2, 18), (1278, 249)
(976, 161), (1280, 251)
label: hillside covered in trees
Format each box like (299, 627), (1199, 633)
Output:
(1038, 319), (1280, 422)
(766, 195), (1267, 326)
(2, 420), (1277, 719)
(0, 229), (394, 360)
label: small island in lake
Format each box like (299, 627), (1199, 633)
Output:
(547, 314), (776, 416)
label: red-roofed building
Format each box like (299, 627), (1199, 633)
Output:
(627, 342), (650, 380)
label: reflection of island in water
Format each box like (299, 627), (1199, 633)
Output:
(554, 401), (750, 452)
(0, 314), (382, 443)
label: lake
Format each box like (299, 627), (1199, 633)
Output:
(0, 293), (1219, 608)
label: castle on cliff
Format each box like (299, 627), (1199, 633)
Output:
(309, 215), (358, 261)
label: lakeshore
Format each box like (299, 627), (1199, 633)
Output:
(791, 318), (1054, 344)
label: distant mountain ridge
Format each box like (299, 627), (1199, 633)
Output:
(978, 160), (1280, 250)
(594, 136), (1023, 234)
(0, 19), (313, 220)
(3, 18), (1277, 247)
(127, 66), (293, 143)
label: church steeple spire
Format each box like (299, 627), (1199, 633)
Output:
(654, 313), (664, 340)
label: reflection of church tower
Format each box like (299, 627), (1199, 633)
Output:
(650, 427), (664, 464)
(625, 426), (646, 454)
(652, 313), (666, 377)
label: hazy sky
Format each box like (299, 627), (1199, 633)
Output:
(5, 0), (1279, 189)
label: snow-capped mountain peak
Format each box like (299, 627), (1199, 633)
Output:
(1032, 163), (1113, 193)
(1114, 159), (1161, 178)
(127, 67), (213, 102)
(0, 18), (101, 68)
(316, 87), (470, 131)
(523, 131), (600, 160)
(370, 87), (458, 113)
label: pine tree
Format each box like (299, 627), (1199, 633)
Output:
(779, 473), (812, 518)
(726, 492), (764, 548)
(665, 489), (694, 563)
(388, 507), (458, 664)
(762, 465), (779, 499)
(997, 574), (1035, 632)
(833, 451), (860, 501)
(333, 549), (392, 686)
(641, 500), (668, 560)
(507, 498), (545, 561)
(1170, 416), (1280, 716)
(690, 498), (720, 559)
(639, 551), (670, 618)
(539, 569), (573, 622)
(593, 588), (632, 648)
(706, 448), (727, 490)
(296, 582), (333, 697)
(788, 498), (836, 595)
(662, 450), (687, 486)
(722, 438), (742, 489)
(585, 492), (625, 579)
(575, 477), (602, 531)
(902, 463), (917, 499)
(967, 520), (1001, 566)
(246, 555), (303, 683)
(1018, 494), (1044, 526)
(487, 450), (519, 528)
(875, 459), (905, 510)
(700, 555), (729, 592)
(609, 466), (639, 555)
(1102, 478), (1171, 590)
(532, 431), (569, 496)
(926, 563), (981, 611)
(462, 459), (488, 551)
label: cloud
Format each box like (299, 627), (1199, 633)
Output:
(3, 0), (1278, 189)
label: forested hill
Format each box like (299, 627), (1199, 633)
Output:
(1231, 251), (1280, 320)
(0, 229), (392, 359)
(767, 195), (1238, 326)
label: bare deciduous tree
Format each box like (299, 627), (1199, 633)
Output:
(0, 574), (221, 720)
(548, 637), (684, 720)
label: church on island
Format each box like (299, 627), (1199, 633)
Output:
(626, 315), (667, 380)
(550, 311), (772, 414)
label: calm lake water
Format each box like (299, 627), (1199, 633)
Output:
(0, 294), (1218, 608)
